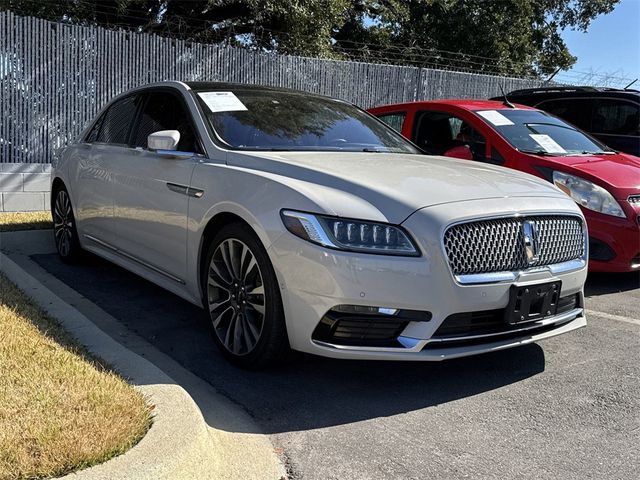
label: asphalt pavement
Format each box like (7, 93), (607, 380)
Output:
(3, 230), (639, 480)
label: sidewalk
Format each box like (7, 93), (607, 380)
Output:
(0, 229), (286, 480)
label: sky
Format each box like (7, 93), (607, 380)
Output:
(559, 0), (640, 87)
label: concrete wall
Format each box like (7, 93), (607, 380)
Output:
(0, 164), (51, 212)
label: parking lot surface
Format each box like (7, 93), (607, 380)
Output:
(3, 230), (639, 480)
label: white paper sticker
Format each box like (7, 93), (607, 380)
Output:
(529, 134), (567, 153)
(198, 91), (248, 113)
(476, 110), (514, 126)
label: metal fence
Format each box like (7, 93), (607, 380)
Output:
(0, 11), (544, 164)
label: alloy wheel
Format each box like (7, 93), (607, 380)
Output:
(53, 190), (74, 257)
(207, 238), (266, 355)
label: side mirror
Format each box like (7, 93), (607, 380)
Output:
(148, 130), (180, 151)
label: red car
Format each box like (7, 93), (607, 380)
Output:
(368, 100), (640, 272)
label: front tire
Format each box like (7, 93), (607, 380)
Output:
(52, 186), (82, 263)
(202, 223), (290, 369)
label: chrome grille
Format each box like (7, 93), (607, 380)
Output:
(444, 216), (585, 275)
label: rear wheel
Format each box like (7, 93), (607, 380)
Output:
(203, 223), (290, 369)
(52, 186), (82, 263)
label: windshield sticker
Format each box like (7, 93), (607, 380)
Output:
(529, 134), (567, 153)
(477, 110), (514, 126)
(198, 92), (248, 113)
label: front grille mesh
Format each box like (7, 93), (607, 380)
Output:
(444, 215), (584, 275)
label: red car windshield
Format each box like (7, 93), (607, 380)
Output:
(475, 109), (614, 156)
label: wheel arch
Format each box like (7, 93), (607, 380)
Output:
(50, 177), (66, 209)
(196, 210), (266, 304)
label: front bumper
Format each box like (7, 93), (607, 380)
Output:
(268, 197), (588, 361)
(585, 208), (640, 273)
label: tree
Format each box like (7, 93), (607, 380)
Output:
(334, 0), (621, 76)
(1, 0), (621, 77)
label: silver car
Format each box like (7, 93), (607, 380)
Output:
(52, 81), (588, 368)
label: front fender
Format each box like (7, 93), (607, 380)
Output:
(185, 161), (347, 301)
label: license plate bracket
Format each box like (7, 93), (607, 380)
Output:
(505, 281), (562, 325)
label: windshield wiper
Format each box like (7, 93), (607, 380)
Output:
(518, 149), (566, 156)
(580, 150), (616, 155)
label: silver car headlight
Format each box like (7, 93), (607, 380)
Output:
(553, 171), (626, 218)
(281, 210), (420, 256)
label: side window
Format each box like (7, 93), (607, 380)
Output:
(133, 91), (199, 153)
(448, 117), (463, 137)
(85, 112), (106, 143)
(377, 112), (406, 133)
(413, 111), (486, 160)
(593, 99), (639, 136)
(96, 95), (138, 145)
(537, 98), (592, 131)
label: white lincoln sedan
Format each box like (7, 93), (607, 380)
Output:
(52, 81), (588, 368)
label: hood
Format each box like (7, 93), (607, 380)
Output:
(549, 152), (640, 196)
(228, 151), (566, 223)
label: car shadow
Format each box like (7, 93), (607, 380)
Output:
(585, 271), (640, 297)
(32, 252), (546, 434)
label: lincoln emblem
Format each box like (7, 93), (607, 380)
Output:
(523, 221), (540, 264)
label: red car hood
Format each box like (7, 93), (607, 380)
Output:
(551, 153), (640, 195)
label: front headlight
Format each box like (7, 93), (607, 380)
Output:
(281, 210), (420, 256)
(553, 171), (626, 218)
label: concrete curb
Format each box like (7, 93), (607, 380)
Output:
(0, 249), (286, 480)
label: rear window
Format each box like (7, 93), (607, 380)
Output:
(195, 90), (418, 153)
(536, 98), (592, 131)
(593, 99), (639, 136)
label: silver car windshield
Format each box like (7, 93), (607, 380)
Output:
(195, 90), (419, 153)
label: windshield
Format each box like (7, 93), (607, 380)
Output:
(474, 109), (612, 155)
(195, 89), (419, 153)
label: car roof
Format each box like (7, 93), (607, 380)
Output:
(369, 99), (538, 111)
(116, 81), (340, 101)
(185, 81), (337, 99)
(186, 81), (286, 92)
(497, 86), (640, 102)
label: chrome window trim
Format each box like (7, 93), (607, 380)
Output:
(439, 212), (587, 285)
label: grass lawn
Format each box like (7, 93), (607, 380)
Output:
(0, 212), (52, 232)
(0, 217), (151, 479)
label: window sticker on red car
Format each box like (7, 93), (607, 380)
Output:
(529, 134), (567, 153)
(198, 91), (248, 113)
(477, 110), (514, 126)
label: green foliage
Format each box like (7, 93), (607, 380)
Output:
(348, 0), (620, 76)
(1, 0), (621, 76)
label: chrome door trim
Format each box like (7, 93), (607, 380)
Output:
(156, 150), (197, 159)
(83, 234), (186, 284)
(166, 182), (204, 198)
